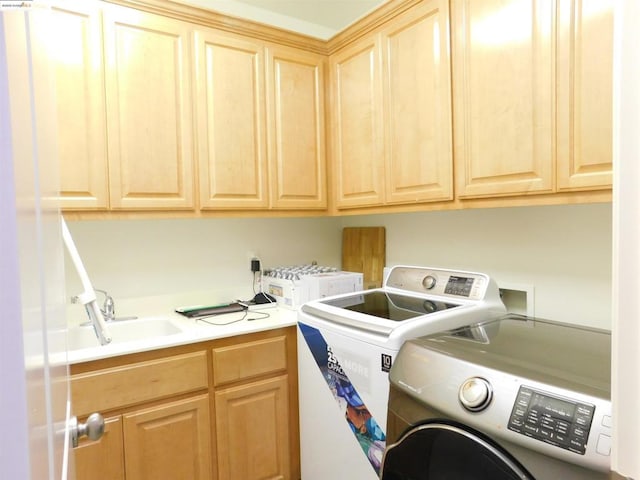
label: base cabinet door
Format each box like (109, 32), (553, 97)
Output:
(215, 375), (291, 480)
(122, 395), (213, 480)
(74, 416), (125, 480)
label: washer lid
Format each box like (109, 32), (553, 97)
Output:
(408, 315), (611, 399)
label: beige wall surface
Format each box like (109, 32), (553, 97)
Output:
(340, 203), (613, 329)
(65, 203), (612, 329)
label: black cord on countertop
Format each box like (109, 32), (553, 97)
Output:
(195, 309), (270, 326)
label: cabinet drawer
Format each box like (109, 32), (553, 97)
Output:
(71, 351), (208, 416)
(212, 335), (287, 386)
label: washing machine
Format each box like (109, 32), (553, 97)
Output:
(383, 314), (613, 479)
(297, 265), (506, 480)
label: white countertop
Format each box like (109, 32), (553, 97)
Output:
(66, 294), (298, 364)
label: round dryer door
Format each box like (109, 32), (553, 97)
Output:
(381, 420), (535, 480)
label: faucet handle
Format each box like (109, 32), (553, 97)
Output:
(103, 295), (115, 318)
(94, 289), (115, 320)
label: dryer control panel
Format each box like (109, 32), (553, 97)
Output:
(508, 386), (595, 455)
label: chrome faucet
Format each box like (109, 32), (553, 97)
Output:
(95, 289), (115, 321)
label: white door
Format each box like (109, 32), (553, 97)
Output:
(612, 0), (640, 478)
(0, 8), (74, 480)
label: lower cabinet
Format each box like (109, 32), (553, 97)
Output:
(215, 376), (291, 480)
(70, 327), (299, 480)
(74, 416), (125, 480)
(123, 395), (212, 480)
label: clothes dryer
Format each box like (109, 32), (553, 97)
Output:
(383, 315), (612, 479)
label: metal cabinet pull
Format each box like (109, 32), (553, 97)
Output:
(69, 413), (105, 448)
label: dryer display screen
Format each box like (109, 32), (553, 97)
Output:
(508, 386), (595, 455)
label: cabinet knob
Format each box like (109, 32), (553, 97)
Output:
(69, 412), (105, 448)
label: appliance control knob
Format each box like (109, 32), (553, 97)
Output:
(459, 377), (493, 412)
(422, 275), (437, 290)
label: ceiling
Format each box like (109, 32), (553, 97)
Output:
(182, 0), (386, 39)
(233, 0), (384, 30)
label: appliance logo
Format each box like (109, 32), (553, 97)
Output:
(381, 354), (393, 373)
(298, 322), (386, 475)
(329, 347), (370, 380)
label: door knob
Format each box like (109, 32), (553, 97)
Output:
(69, 413), (105, 448)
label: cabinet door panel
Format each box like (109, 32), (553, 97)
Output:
(452, 0), (554, 197)
(51, 1), (109, 210)
(215, 375), (290, 480)
(267, 46), (327, 209)
(557, 0), (613, 190)
(103, 5), (194, 210)
(382, 0), (453, 204)
(332, 37), (385, 208)
(74, 416), (124, 480)
(123, 395), (212, 480)
(195, 30), (268, 210)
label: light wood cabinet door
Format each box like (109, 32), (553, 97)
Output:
(215, 375), (291, 480)
(74, 416), (124, 480)
(123, 394), (212, 480)
(103, 5), (195, 210)
(381, 0), (453, 204)
(557, 0), (613, 191)
(452, 0), (555, 198)
(195, 30), (269, 210)
(331, 36), (385, 209)
(50, 1), (109, 210)
(266, 45), (327, 209)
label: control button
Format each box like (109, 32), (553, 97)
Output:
(510, 416), (524, 428)
(577, 405), (595, 417)
(575, 415), (591, 428)
(569, 437), (585, 450)
(602, 415), (612, 428)
(555, 420), (570, 435)
(554, 432), (570, 446)
(422, 275), (437, 290)
(596, 434), (612, 456)
(459, 377), (493, 412)
(513, 406), (527, 417)
(571, 426), (587, 439)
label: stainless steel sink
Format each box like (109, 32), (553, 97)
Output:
(67, 317), (183, 350)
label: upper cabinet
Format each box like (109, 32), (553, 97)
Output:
(331, 35), (385, 208)
(452, 0), (555, 198)
(50, 0), (612, 217)
(452, 0), (613, 199)
(381, 1), (453, 205)
(266, 45), (327, 210)
(51, 1), (109, 210)
(556, 0), (614, 191)
(332, 0), (453, 209)
(194, 31), (269, 210)
(102, 4), (195, 210)
(194, 30), (327, 211)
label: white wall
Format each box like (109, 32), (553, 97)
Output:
(65, 202), (612, 330)
(340, 203), (612, 329)
(65, 215), (343, 307)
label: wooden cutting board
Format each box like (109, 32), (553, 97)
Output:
(342, 227), (386, 289)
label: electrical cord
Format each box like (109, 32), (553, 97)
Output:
(195, 308), (271, 326)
